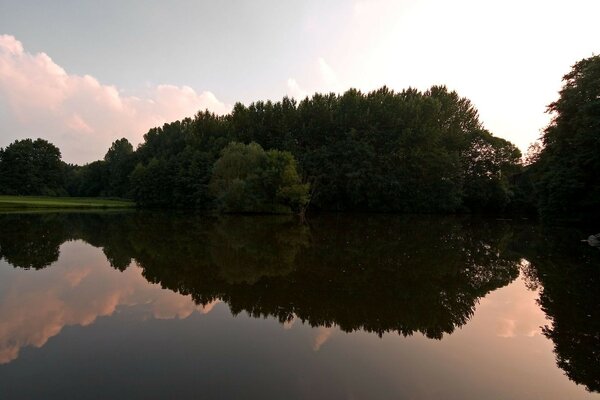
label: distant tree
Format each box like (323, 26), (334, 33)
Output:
(209, 142), (309, 213)
(104, 138), (135, 197)
(461, 130), (522, 212)
(130, 158), (173, 207)
(533, 54), (600, 221)
(70, 160), (109, 197)
(0, 138), (65, 195)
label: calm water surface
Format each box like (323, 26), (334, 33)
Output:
(0, 212), (598, 399)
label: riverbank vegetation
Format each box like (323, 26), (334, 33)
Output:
(0, 85), (522, 214)
(0, 54), (598, 219)
(0, 196), (134, 210)
(523, 54), (600, 222)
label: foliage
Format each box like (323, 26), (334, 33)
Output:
(530, 54), (600, 221)
(0, 138), (65, 196)
(461, 130), (522, 212)
(65, 138), (136, 198)
(1, 86), (527, 214)
(209, 142), (309, 213)
(221, 86), (522, 213)
(104, 138), (134, 197)
(127, 112), (228, 208)
(80, 86), (525, 213)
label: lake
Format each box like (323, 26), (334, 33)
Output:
(0, 212), (598, 399)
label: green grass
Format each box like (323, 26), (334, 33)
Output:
(0, 195), (135, 210)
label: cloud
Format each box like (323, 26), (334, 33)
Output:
(474, 269), (548, 340)
(286, 78), (308, 100)
(286, 56), (342, 100)
(282, 314), (297, 330)
(317, 57), (340, 90)
(313, 327), (335, 351)
(0, 35), (231, 164)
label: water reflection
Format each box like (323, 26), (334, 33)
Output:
(0, 240), (216, 364)
(0, 212), (598, 394)
(512, 226), (600, 393)
(0, 213), (66, 269)
(0, 213), (522, 337)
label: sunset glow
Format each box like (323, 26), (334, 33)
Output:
(1, 0), (599, 162)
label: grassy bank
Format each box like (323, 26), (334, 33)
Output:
(0, 196), (135, 210)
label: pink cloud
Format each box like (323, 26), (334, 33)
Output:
(0, 34), (231, 164)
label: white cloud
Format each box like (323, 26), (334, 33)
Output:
(317, 57), (340, 90)
(0, 35), (231, 164)
(286, 78), (308, 100)
(286, 56), (342, 100)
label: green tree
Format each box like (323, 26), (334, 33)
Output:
(69, 160), (108, 197)
(0, 85), (525, 214)
(130, 158), (173, 207)
(461, 130), (522, 212)
(533, 54), (600, 221)
(104, 138), (135, 197)
(0, 138), (65, 195)
(209, 142), (309, 213)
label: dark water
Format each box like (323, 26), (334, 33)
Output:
(0, 212), (598, 399)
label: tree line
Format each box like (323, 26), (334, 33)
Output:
(0, 85), (524, 214)
(1, 54), (598, 218)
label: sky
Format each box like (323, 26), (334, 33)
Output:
(0, 0), (598, 164)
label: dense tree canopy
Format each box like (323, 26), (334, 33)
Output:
(209, 142), (309, 213)
(2, 85), (529, 214)
(0, 138), (64, 196)
(65, 138), (135, 198)
(118, 85), (522, 213)
(528, 54), (600, 221)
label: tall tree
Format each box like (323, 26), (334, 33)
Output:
(533, 54), (600, 221)
(0, 138), (64, 195)
(104, 138), (135, 197)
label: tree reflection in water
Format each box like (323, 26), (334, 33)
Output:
(0, 212), (598, 392)
(0, 212), (520, 337)
(512, 225), (600, 393)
